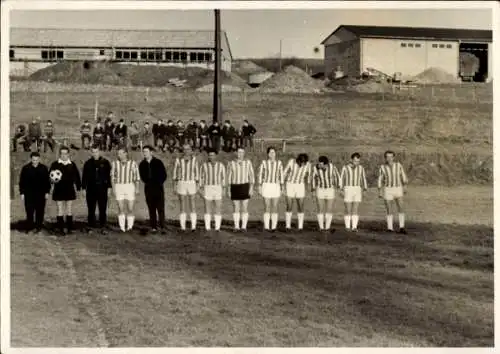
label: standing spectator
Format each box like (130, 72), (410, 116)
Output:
(173, 144), (199, 231)
(152, 119), (163, 149)
(28, 117), (42, 152)
(242, 120), (257, 149)
(114, 119), (128, 147)
(140, 121), (154, 148)
(49, 146), (82, 235)
(227, 148), (255, 231)
(198, 120), (209, 152)
(176, 120), (186, 151)
(199, 148), (226, 231)
(93, 120), (106, 151)
(80, 120), (92, 150)
(208, 120), (222, 152)
(19, 152), (51, 233)
(186, 119), (199, 150)
(12, 123), (28, 152)
(42, 120), (56, 153)
(129, 121), (140, 150)
(257, 147), (284, 232)
(235, 127), (243, 149)
(104, 118), (115, 151)
(139, 146), (167, 234)
(81, 145), (112, 233)
(222, 120), (237, 152)
(165, 120), (177, 153)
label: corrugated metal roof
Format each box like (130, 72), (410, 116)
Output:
(10, 27), (227, 48)
(321, 25), (492, 44)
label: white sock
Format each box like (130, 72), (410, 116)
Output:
(233, 212), (240, 229)
(297, 213), (304, 230)
(325, 213), (333, 229)
(190, 213), (197, 230)
(179, 213), (187, 230)
(118, 214), (126, 232)
(241, 212), (249, 229)
(214, 214), (222, 230)
(127, 215), (134, 230)
(387, 214), (394, 230)
(399, 213), (405, 228)
(352, 215), (359, 229)
(317, 214), (325, 230)
(271, 213), (278, 230)
(204, 214), (211, 230)
(263, 212), (270, 230)
(285, 212), (292, 229)
(344, 215), (351, 229)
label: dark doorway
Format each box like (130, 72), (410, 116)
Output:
(459, 42), (488, 82)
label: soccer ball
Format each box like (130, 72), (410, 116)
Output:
(50, 169), (63, 183)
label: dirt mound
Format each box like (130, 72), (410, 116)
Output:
(196, 84), (243, 92)
(258, 65), (324, 93)
(412, 67), (461, 84)
(232, 60), (267, 76)
(349, 80), (392, 93)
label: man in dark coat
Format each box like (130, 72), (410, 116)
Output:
(80, 120), (92, 149)
(19, 152), (51, 233)
(93, 120), (106, 151)
(197, 120), (209, 152)
(222, 120), (237, 152)
(139, 145), (167, 233)
(12, 123), (28, 152)
(152, 119), (164, 149)
(186, 119), (199, 150)
(82, 144), (112, 233)
(104, 118), (115, 151)
(114, 119), (128, 147)
(28, 117), (42, 152)
(208, 121), (222, 152)
(42, 120), (56, 153)
(242, 119), (257, 149)
(165, 120), (177, 153)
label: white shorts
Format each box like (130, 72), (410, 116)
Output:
(204, 185), (223, 201)
(286, 183), (305, 199)
(316, 187), (335, 200)
(115, 183), (136, 201)
(384, 186), (404, 201)
(177, 181), (197, 196)
(262, 182), (281, 199)
(344, 186), (362, 203)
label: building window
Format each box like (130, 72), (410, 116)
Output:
(9, 49), (14, 59)
(99, 49), (105, 56)
(123, 51), (130, 60)
(415, 43), (421, 48)
(173, 52), (180, 62)
(180, 51), (187, 62)
(147, 51), (155, 61)
(400, 43), (407, 47)
(155, 51), (162, 61)
(165, 51), (172, 62)
(408, 43), (414, 48)
(439, 44), (445, 48)
(41, 50), (48, 59)
(205, 53), (212, 62)
(56, 50), (64, 59)
(141, 51), (147, 60)
(432, 44), (438, 48)
(446, 44), (452, 49)
(189, 52), (197, 62)
(130, 51), (138, 60)
(115, 51), (123, 59)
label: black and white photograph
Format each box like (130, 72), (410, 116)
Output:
(2, 0), (496, 349)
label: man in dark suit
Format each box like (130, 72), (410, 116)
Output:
(81, 144), (112, 233)
(19, 152), (51, 233)
(139, 145), (167, 233)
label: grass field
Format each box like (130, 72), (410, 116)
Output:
(9, 83), (494, 347)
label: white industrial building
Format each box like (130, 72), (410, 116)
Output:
(321, 25), (493, 82)
(9, 28), (233, 77)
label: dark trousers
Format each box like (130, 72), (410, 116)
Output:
(199, 136), (208, 151)
(210, 136), (221, 152)
(86, 187), (108, 227)
(94, 136), (105, 150)
(12, 134), (29, 152)
(29, 136), (41, 152)
(223, 137), (235, 152)
(24, 195), (46, 230)
(43, 136), (55, 153)
(243, 135), (254, 148)
(105, 134), (114, 151)
(145, 185), (165, 229)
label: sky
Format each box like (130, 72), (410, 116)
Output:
(10, 8), (493, 59)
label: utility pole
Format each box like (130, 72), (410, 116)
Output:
(279, 39), (283, 72)
(213, 9), (222, 124)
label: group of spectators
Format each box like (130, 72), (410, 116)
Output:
(12, 112), (258, 154)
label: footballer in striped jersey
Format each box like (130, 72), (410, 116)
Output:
(339, 153), (368, 232)
(199, 148), (226, 231)
(378, 150), (408, 234)
(311, 156), (339, 231)
(283, 153), (311, 230)
(257, 147), (284, 231)
(173, 143), (200, 231)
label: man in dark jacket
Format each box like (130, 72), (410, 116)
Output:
(198, 120), (208, 152)
(12, 124), (28, 152)
(186, 119), (199, 150)
(114, 119), (128, 147)
(222, 120), (237, 152)
(104, 118), (115, 151)
(165, 120), (177, 153)
(176, 120), (186, 151)
(139, 145), (167, 233)
(28, 117), (42, 152)
(19, 152), (51, 233)
(152, 119), (164, 149)
(81, 144), (112, 233)
(242, 119), (257, 149)
(208, 121), (222, 152)
(80, 120), (92, 150)
(42, 120), (56, 153)
(93, 120), (106, 151)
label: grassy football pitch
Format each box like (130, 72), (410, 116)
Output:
(9, 86), (493, 347)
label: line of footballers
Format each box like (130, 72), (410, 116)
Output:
(18, 143), (408, 236)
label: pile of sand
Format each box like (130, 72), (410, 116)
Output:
(196, 84), (243, 92)
(232, 60), (267, 76)
(258, 65), (324, 93)
(412, 67), (461, 84)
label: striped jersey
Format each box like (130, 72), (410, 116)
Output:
(339, 164), (368, 189)
(284, 159), (311, 184)
(111, 159), (140, 184)
(258, 160), (284, 185)
(312, 163), (340, 189)
(227, 159), (255, 185)
(200, 161), (226, 187)
(377, 162), (408, 188)
(173, 157), (199, 182)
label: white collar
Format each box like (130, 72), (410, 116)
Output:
(58, 158), (71, 165)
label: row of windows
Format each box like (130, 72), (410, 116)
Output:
(9, 48), (213, 63)
(400, 42), (453, 49)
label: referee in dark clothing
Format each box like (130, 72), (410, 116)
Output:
(82, 145), (112, 233)
(19, 152), (51, 233)
(139, 145), (167, 233)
